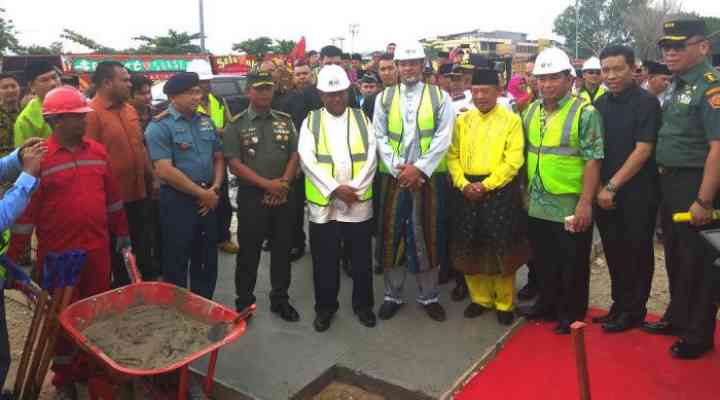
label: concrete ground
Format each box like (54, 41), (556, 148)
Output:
(193, 241), (527, 400)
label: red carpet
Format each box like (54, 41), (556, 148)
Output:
(454, 310), (719, 400)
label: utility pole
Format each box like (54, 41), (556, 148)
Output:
(199, 0), (206, 53)
(330, 36), (346, 51)
(349, 24), (360, 53)
(574, 0), (579, 60)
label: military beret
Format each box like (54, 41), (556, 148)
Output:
(246, 72), (274, 88)
(163, 72), (199, 96)
(659, 17), (706, 43)
(645, 61), (672, 75)
(25, 60), (56, 83)
(472, 68), (500, 86)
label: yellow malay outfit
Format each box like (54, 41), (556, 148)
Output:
(447, 69), (528, 324)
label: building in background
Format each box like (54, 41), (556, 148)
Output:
(421, 30), (557, 59)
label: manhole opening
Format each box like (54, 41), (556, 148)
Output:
(292, 365), (435, 400)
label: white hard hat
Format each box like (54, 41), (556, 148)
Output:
(186, 59), (214, 80)
(316, 65), (350, 93)
(582, 57), (601, 71)
(533, 47), (574, 76)
(393, 41), (426, 61)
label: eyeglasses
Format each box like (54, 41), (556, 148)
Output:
(659, 39), (705, 52)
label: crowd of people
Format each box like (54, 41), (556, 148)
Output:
(0, 14), (718, 400)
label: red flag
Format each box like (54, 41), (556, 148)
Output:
(289, 36), (306, 61)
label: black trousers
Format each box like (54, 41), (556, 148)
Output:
(310, 220), (374, 314)
(659, 169), (719, 345)
(596, 194), (658, 319)
(291, 176), (306, 249)
(528, 217), (593, 324)
(217, 175), (232, 244)
(234, 187), (294, 309)
(110, 198), (158, 287)
(0, 293), (9, 390)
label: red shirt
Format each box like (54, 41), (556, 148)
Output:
(85, 96), (151, 203)
(8, 134), (129, 260)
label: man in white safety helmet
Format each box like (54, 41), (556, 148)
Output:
(298, 65), (378, 332)
(373, 40), (455, 322)
(519, 47), (605, 335)
(579, 56), (607, 103)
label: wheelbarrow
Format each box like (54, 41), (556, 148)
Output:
(58, 251), (255, 399)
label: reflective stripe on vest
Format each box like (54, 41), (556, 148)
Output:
(524, 97), (587, 195)
(579, 86), (606, 104)
(198, 94), (225, 129)
(304, 108), (373, 206)
(379, 84), (447, 173)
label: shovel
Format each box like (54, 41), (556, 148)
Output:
(207, 304), (255, 341)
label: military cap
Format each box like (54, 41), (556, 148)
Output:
(163, 72), (199, 96)
(359, 72), (379, 84)
(645, 61), (672, 76)
(246, 72), (275, 88)
(472, 68), (500, 86)
(25, 60), (56, 83)
(451, 64), (468, 75)
(659, 17), (706, 43)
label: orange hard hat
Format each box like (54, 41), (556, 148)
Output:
(42, 86), (93, 116)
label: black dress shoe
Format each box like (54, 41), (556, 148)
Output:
(423, 302), (446, 322)
(517, 283), (537, 301)
(497, 310), (515, 326)
(463, 303), (487, 319)
(602, 314), (641, 333)
(373, 264), (384, 275)
(262, 239), (271, 252)
(289, 246), (305, 262)
(378, 301), (403, 320)
(270, 303), (300, 322)
(451, 282), (468, 302)
(355, 309), (377, 328)
(670, 340), (714, 360)
(554, 323), (571, 335)
(641, 320), (678, 336)
(592, 310), (619, 324)
(313, 312), (334, 332)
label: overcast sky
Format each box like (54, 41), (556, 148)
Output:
(4, 0), (719, 54)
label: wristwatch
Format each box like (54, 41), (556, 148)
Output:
(605, 182), (618, 193)
(696, 197), (713, 210)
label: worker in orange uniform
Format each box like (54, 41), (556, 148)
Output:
(7, 86), (130, 400)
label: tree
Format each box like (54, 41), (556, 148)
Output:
(553, 0), (643, 59)
(232, 37), (274, 58)
(132, 29), (203, 54)
(0, 8), (21, 55)
(623, 0), (682, 60)
(17, 41), (64, 55)
(273, 39), (297, 54)
(60, 29), (115, 53)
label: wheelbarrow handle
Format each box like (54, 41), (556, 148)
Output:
(122, 249), (142, 284)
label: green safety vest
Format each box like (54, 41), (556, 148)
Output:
(523, 96), (588, 195)
(0, 230), (11, 280)
(305, 108), (373, 206)
(579, 86), (606, 104)
(380, 84), (447, 174)
(198, 94), (225, 129)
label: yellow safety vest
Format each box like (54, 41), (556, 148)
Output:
(305, 108), (373, 206)
(579, 86), (606, 104)
(523, 96), (588, 195)
(0, 229), (9, 255)
(198, 93), (225, 129)
(380, 84), (447, 174)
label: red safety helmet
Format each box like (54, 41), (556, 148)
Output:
(42, 86), (93, 116)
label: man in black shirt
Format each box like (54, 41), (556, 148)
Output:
(593, 45), (662, 332)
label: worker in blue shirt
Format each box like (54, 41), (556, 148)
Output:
(0, 138), (47, 399)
